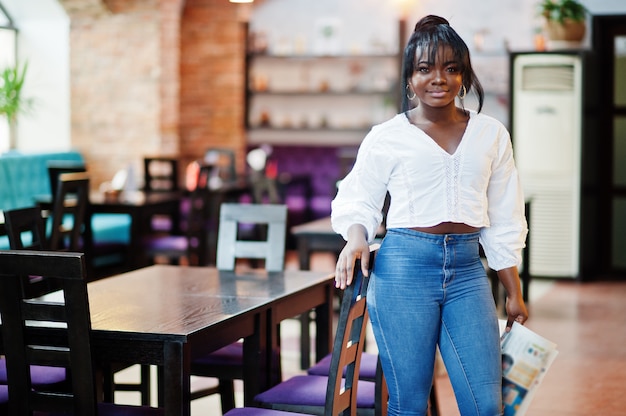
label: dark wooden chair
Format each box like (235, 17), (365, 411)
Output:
(143, 156), (182, 233)
(4, 206), (47, 250)
(52, 172), (129, 275)
(0, 250), (162, 415)
(188, 202), (288, 413)
(143, 156), (180, 192)
(224, 245), (385, 416)
(47, 173), (151, 406)
(142, 165), (212, 266)
(307, 353), (438, 416)
(47, 160), (87, 205)
(1, 207), (68, 395)
(49, 172), (89, 252)
(3, 206), (60, 299)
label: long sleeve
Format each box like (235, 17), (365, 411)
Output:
(479, 127), (528, 271)
(331, 129), (390, 242)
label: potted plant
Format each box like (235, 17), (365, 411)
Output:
(539, 0), (588, 42)
(0, 62), (32, 150)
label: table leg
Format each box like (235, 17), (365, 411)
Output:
(244, 312), (267, 405)
(297, 239), (311, 270)
(314, 282), (334, 363)
(295, 239), (313, 369)
(162, 341), (190, 416)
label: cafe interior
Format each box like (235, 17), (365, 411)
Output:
(0, 0), (625, 415)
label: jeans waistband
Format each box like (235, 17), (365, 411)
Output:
(385, 227), (480, 244)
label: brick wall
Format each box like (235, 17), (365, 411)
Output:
(180, 0), (247, 174)
(58, 0), (246, 189)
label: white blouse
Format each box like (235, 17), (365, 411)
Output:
(331, 110), (528, 271)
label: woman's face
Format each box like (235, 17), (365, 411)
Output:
(408, 45), (463, 109)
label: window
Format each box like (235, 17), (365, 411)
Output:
(0, 1), (17, 151)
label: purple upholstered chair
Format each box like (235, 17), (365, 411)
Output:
(224, 245), (386, 416)
(142, 164), (212, 266)
(1, 206), (69, 393)
(143, 156), (183, 233)
(189, 202), (288, 413)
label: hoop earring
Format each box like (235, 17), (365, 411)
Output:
(406, 84), (416, 100)
(458, 85), (467, 100)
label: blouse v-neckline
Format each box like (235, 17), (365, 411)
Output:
(403, 111), (473, 157)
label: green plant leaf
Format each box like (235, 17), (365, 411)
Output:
(0, 62), (32, 121)
(539, 0), (587, 23)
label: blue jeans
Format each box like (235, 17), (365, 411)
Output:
(368, 228), (502, 416)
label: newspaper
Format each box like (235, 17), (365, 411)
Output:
(499, 320), (559, 416)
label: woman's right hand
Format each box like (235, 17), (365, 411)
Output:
(334, 224), (370, 289)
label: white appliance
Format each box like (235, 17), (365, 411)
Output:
(511, 53), (583, 278)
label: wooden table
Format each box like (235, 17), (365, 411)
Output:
(291, 217), (385, 270)
(86, 190), (184, 269)
(86, 264), (334, 416)
(33, 190), (184, 271)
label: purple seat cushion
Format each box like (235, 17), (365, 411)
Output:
(307, 352), (378, 381)
(29, 403), (163, 415)
(193, 342), (243, 367)
(0, 384), (7, 403)
(0, 388), (160, 415)
(254, 375), (376, 409)
(143, 235), (188, 252)
(0, 358), (66, 385)
(96, 402), (163, 415)
(225, 408), (301, 416)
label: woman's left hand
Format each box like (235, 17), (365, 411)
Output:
(505, 295), (528, 332)
(496, 266), (528, 332)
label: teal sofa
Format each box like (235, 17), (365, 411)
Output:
(0, 150), (131, 252)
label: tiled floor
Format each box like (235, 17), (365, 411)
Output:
(115, 252), (626, 416)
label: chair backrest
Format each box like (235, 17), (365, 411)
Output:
(144, 156), (180, 192)
(185, 165), (212, 265)
(4, 206), (47, 250)
(216, 203), (287, 272)
(326, 245), (378, 416)
(49, 172), (89, 252)
(47, 161), (87, 203)
(3, 207), (58, 298)
(0, 250), (97, 415)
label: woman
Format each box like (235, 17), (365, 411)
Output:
(331, 15), (528, 416)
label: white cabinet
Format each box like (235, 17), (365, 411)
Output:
(511, 52), (584, 278)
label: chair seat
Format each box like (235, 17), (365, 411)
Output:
(0, 358), (66, 386)
(96, 402), (164, 415)
(193, 342), (243, 368)
(28, 402), (163, 416)
(254, 375), (376, 409)
(226, 408), (303, 416)
(306, 351), (378, 381)
(143, 234), (189, 252)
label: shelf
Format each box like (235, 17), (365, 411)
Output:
(247, 128), (370, 146)
(246, 51), (399, 147)
(249, 89), (394, 96)
(248, 53), (399, 60)
(249, 127), (370, 133)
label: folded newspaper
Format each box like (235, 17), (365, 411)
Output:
(499, 320), (559, 416)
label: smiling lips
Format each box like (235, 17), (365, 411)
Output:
(427, 89), (449, 97)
